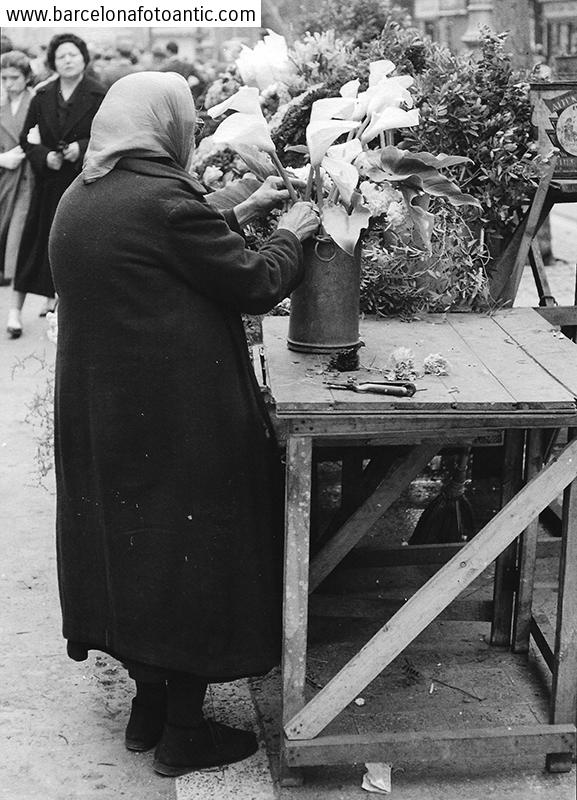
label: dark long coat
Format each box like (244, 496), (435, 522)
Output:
(15, 75), (106, 297)
(49, 158), (304, 679)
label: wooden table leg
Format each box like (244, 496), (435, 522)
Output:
(547, 429), (577, 773)
(512, 429), (543, 653)
(491, 429), (525, 646)
(280, 435), (313, 786)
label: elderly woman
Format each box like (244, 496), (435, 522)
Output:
(49, 72), (318, 776)
(0, 50), (34, 289)
(7, 33), (105, 337)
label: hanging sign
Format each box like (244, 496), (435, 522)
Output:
(530, 82), (577, 178)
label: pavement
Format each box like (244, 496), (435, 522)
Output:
(1, 205), (576, 800)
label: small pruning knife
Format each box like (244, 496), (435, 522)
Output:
(326, 379), (417, 397)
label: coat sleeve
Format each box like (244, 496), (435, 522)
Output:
(166, 196), (304, 315)
(19, 94), (51, 177)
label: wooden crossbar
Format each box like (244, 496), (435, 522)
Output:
(284, 724), (576, 766)
(284, 437), (577, 740)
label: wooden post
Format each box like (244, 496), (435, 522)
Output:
(550, 429), (577, 725)
(491, 429), (525, 646)
(512, 429), (543, 652)
(280, 434), (312, 786)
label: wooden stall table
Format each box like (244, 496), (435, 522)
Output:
(259, 308), (577, 783)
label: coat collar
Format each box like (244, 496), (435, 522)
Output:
(37, 74), (106, 142)
(115, 157), (207, 196)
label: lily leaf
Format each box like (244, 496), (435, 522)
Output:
(379, 146), (481, 207)
(321, 156), (359, 205)
(310, 96), (356, 122)
(212, 112), (275, 154)
(207, 176), (262, 211)
(306, 119), (360, 167)
(206, 86), (262, 118)
(406, 151), (472, 170)
(361, 107), (420, 143)
(234, 144), (276, 180)
(322, 192), (371, 255)
(285, 144), (309, 154)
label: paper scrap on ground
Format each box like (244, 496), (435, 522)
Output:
(362, 762), (392, 794)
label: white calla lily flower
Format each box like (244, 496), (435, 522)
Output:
(321, 157), (359, 205)
(368, 59), (396, 86)
(306, 119), (360, 167)
(207, 86), (262, 118)
(212, 111), (275, 154)
(361, 107), (420, 144)
(339, 79), (360, 98)
(326, 138), (363, 163)
(310, 96), (356, 122)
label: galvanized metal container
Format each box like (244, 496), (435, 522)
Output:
(287, 236), (361, 353)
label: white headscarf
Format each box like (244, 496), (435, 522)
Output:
(83, 71), (196, 183)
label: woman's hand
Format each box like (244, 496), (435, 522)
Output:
(62, 141), (80, 163)
(277, 201), (320, 242)
(0, 146), (25, 170)
(46, 151), (64, 171)
(233, 176), (305, 226)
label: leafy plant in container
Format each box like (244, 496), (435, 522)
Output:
(206, 56), (481, 353)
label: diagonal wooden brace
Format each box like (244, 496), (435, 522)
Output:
(285, 437), (577, 740)
(309, 442), (441, 592)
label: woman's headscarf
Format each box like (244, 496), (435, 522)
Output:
(83, 71), (196, 183)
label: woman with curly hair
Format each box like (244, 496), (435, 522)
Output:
(7, 33), (106, 338)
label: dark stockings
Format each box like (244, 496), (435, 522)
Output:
(166, 676), (208, 728)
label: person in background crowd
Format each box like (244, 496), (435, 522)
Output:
(0, 51), (35, 288)
(27, 43), (54, 87)
(49, 70), (319, 777)
(0, 34), (13, 55)
(6, 32), (106, 338)
(95, 43), (143, 89)
(160, 40), (204, 101)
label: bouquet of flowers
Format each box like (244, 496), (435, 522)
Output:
(206, 52), (481, 258)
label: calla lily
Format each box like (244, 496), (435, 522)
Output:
(322, 192), (371, 255)
(327, 138), (363, 163)
(236, 30), (296, 91)
(340, 79), (360, 98)
(310, 96), (356, 122)
(368, 59), (396, 86)
(306, 119), (360, 167)
(212, 111), (275, 154)
(365, 77), (414, 116)
(361, 107), (420, 143)
(321, 156), (359, 205)
(207, 86), (262, 118)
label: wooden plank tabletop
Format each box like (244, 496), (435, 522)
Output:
(262, 311), (577, 418)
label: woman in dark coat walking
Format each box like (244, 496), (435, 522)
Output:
(7, 33), (105, 338)
(49, 71), (319, 776)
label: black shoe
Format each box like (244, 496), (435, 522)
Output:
(0, 277), (11, 287)
(153, 719), (258, 776)
(125, 698), (165, 752)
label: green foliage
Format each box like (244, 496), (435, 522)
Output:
(293, 0), (411, 48)
(360, 205), (490, 317)
(402, 29), (540, 247)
